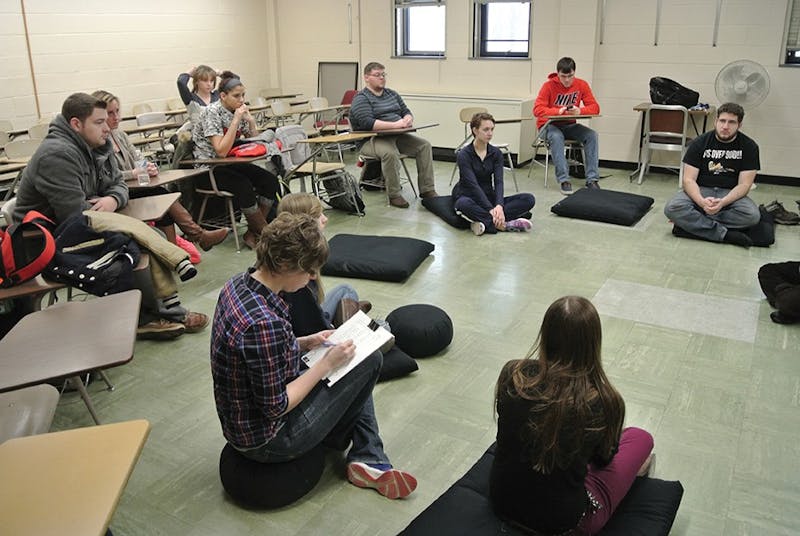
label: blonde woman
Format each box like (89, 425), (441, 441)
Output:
(277, 193), (371, 332)
(92, 90), (228, 251)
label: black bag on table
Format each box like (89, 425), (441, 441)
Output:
(649, 77), (700, 108)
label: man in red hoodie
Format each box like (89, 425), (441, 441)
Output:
(533, 57), (600, 195)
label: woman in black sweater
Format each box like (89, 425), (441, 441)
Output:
(491, 296), (654, 535)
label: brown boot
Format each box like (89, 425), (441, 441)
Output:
(243, 210), (268, 250)
(168, 202), (229, 251)
(258, 199), (275, 221)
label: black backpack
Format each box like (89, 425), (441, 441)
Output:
(649, 77), (700, 108)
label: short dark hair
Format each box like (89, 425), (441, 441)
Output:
(470, 112), (495, 131)
(364, 62), (385, 75)
(556, 57), (576, 73)
(254, 212), (328, 275)
(717, 102), (744, 123)
(62, 93), (106, 122)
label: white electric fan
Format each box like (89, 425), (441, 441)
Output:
(714, 60), (770, 109)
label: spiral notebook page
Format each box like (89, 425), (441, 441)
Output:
(301, 310), (393, 386)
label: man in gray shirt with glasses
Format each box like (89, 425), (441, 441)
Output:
(350, 61), (438, 208)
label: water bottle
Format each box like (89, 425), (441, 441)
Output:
(136, 159), (150, 186)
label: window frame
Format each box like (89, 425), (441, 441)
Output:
(393, 0), (446, 58)
(781, 0), (800, 66)
(472, 0), (532, 60)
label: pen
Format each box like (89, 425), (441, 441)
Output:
(321, 340), (335, 348)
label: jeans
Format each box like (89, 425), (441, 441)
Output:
(543, 123), (599, 184)
(320, 284), (360, 325)
(239, 351), (389, 465)
(663, 187), (760, 241)
(579, 427), (654, 535)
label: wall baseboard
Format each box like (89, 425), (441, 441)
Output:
(432, 149), (799, 186)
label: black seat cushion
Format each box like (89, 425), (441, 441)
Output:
(672, 206), (775, 247)
(378, 346), (419, 382)
(399, 443), (683, 536)
(551, 188), (654, 226)
(386, 304), (453, 359)
(422, 195), (532, 230)
(322, 234), (434, 282)
(219, 443), (325, 509)
(422, 195), (471, 229)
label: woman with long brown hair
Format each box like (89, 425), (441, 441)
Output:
(490, 296), (654, 535)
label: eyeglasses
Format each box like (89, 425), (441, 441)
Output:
(368, 72), (387, 79)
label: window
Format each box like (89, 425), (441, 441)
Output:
(782, 0), (800, 66)
(394, 0), (446, 58)
(473, 0), (531, 59)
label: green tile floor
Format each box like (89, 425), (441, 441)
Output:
(50, 156), (800, 535)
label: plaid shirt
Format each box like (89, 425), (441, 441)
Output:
(210, 270), (302, 449)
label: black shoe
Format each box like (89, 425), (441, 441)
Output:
(770, 311), (800, 325)
(762, 200), (800, 225)
(585, 180), (601, 190)
(722, 230), (752, 248)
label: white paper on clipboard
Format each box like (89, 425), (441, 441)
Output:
(301, 310), (392, 386)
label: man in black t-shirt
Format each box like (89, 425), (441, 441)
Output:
(664, 102), (761, 248)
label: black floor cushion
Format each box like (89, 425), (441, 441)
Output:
(551, 188), (654, 226)
(322, 234), (435, 282)
(399, 443), (683, 536)
(672, 206), (775, 247)
(378, 346), (419, 382)
(422, 196), (471, 229)
(386, 304), (453, 358)
(219, 443), (325, 509)
(422, 195), (532, 230)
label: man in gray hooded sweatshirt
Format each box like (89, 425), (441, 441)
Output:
(13, 92), (207, 340)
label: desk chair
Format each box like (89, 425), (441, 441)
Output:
(132, 103), (152, 116)
(449, 107), (518, 192)
(275, 125), (363, 215)
(0, 385), (60, 442)
(306, 97), (352, 160)
(26, 123), (49, 140)
(2, 139), (41, 200)
(357, 151), (418, 200)
(527, 127), (587, 189)
(195, 169), (242, 252)
(635, 105), (691, 187)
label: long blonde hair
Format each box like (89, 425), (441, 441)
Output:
(277, 193), (326, 302)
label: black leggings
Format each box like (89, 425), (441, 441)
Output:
(758, 261), (800, 319)
(199, 163), (280, 209)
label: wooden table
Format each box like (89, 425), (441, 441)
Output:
(125, 167), (207, 190)
(353, 122), (440, 137)
(119, 192), (180, 221)
(0, 419), (150, 536)
(0, 290), (141, 424)
(0, 275), (65, 310)
(122, 121), (177, 137)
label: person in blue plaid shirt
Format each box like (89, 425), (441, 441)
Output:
(210, 212), (417, 499)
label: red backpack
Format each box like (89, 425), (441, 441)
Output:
(0, 210), (56, 288)
(227, 142), (267, 158)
